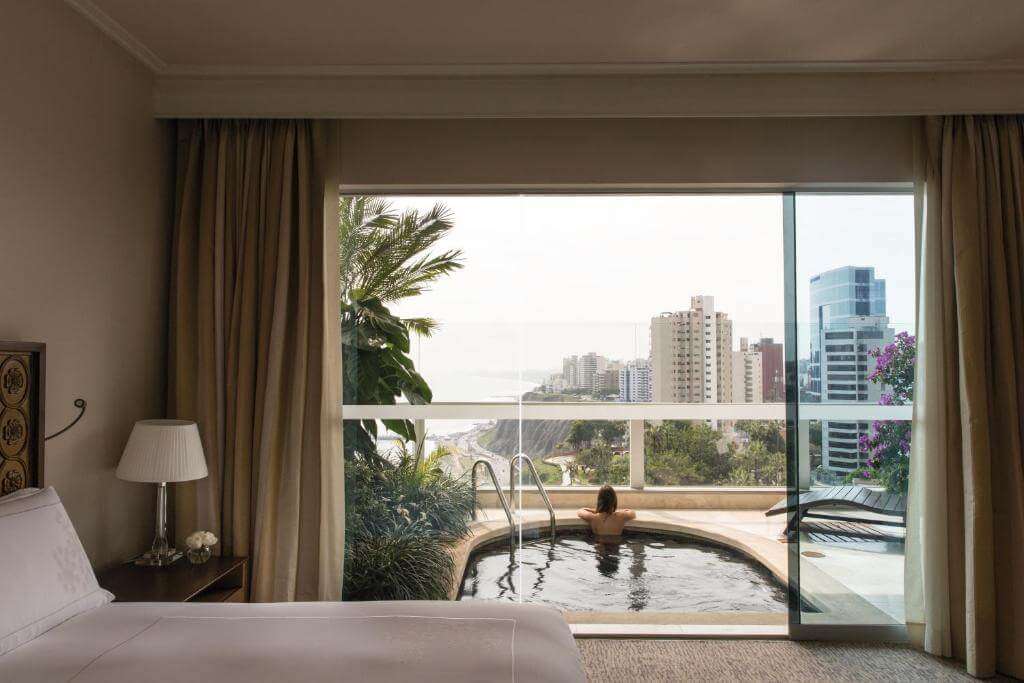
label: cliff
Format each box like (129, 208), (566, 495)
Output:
(479, 419), (572, 458)
(477, 391), (572, 458)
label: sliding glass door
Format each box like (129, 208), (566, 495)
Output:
(788, 191), (915, 638)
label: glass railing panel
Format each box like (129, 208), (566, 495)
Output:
(338, 193), (525, 614)
(797, 417), (910, 626)
(643, 419), (787, 487)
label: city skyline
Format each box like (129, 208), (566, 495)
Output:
(383, 194), (914, 402)
(540, 298), (785, 405)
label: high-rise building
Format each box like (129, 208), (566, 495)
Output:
(618, 358), (652, 403)
(593, 362), (623, 395)
(808, 266), (894, 477)
(578, 352), (608, 391)
(731, 338), (764, 404)
(752, 337), (784, 402)
(650, 295), (733, 404)
(562, 355), (579, 389)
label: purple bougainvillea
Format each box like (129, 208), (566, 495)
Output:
(855, 332), (915, 493)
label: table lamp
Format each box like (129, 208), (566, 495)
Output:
(116, 420), (208, 566)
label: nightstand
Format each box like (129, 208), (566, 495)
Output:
(98, 556), (248, 603)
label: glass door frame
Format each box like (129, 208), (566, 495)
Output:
(784, 189), (913, 642)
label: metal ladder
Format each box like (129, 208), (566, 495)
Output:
(470, 459), (516, 549)
(508, 454), (557, 540)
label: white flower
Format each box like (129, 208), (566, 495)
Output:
(201, 531), (218, 547)
(185, 531), (205, 550)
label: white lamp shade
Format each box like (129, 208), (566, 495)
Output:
(116, 420), (208, 483)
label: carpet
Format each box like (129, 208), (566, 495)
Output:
(576, 639), (1014, 682)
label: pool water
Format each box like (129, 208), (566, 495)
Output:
(458, 531), (788, 612)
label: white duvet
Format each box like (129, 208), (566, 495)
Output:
(0, 600), (584, 683)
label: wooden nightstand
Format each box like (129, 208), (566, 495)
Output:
(98, 556), (248, 603)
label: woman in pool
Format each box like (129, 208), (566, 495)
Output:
(577, 485), (636, 540)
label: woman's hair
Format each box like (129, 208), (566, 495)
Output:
(595, 485), (618, 514)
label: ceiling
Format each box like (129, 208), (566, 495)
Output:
(70, 0), (1024, 75)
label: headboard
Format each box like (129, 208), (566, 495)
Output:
(0, 342), (44, 495)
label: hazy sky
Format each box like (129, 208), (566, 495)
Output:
(375, 194), (915, 401)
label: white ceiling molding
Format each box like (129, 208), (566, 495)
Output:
(64, 0), (166, 72)
(154, 70), (1024, 119)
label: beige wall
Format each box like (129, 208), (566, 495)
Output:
(338, 117), (914, 189)
(0, 2), (171, 569)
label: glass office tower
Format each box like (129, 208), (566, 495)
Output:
(807, 266), (893, 479)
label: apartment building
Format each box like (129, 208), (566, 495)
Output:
(561, 355), (579, 388)
(731, 338), (764, 404)
(618, 358), (652, 402)
(578, 352), (608, 391)
(650, 295), (733, 403)
(752, 337), (785, 402)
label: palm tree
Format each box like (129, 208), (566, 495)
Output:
(339, 196), (463, 463)
(339, 196), (463, 337)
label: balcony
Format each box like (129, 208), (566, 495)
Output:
(344, 400), (911, 631)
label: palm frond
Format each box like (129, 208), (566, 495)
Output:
(402, 317), (438, 337)
(339, 197), (464, 313)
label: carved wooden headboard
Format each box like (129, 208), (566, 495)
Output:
(0, 342), (44, 495)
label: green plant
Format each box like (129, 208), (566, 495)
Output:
(727, 441), (786, 486)
(566, 420), (597, 449)
(735, 420), (786, 453)
(856, 331), (916, 494)
(568, 442), (629, 485)
(339, 196), (463, 464)
(729, 421), (787, 486)
(339, 196), (472, 601)
(342, 294), (432, 463)
(534, 460), (565, 486)
(597, 421), (627, 444)
(343, 530), (456, 601)
(343, 448), (476, 601)
(645, 421), (734, 485)
(340, 196), (462, 337)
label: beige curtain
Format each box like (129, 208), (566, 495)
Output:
(168, 120), (343, 602)
(907, 115), (1024, 678)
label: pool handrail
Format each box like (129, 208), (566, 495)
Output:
(470, 459), (516, 549)
(509, 453), (557, 540)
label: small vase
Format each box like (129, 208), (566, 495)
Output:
(187, 545), (211, 565)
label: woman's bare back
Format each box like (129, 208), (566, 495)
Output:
(577, 508), (636, 539)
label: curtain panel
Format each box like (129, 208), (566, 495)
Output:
(168, 119), (343, 602)
(907, 115), (1024, 678)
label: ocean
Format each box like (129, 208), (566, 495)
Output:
(421, 371), (542, 436)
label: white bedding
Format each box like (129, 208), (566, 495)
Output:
(0, 600), (583, 682)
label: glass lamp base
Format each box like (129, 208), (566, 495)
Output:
(134, 548), (183, 566)
(137, 482), (180, 566)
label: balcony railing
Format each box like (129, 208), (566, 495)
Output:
(343, 402), (912, 489)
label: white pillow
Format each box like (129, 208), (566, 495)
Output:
(0, 487), (113, 655)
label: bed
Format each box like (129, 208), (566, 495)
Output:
(0, 487), (584, 682)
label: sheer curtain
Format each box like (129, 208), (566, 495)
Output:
(907, 115), (1024, 678)
(168, 120), (343, 602)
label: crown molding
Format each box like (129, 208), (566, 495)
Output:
(159, 58), (1024, 79)
(64, 0), (166, 73)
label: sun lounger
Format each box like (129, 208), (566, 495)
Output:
(765, 485), (907, 536)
